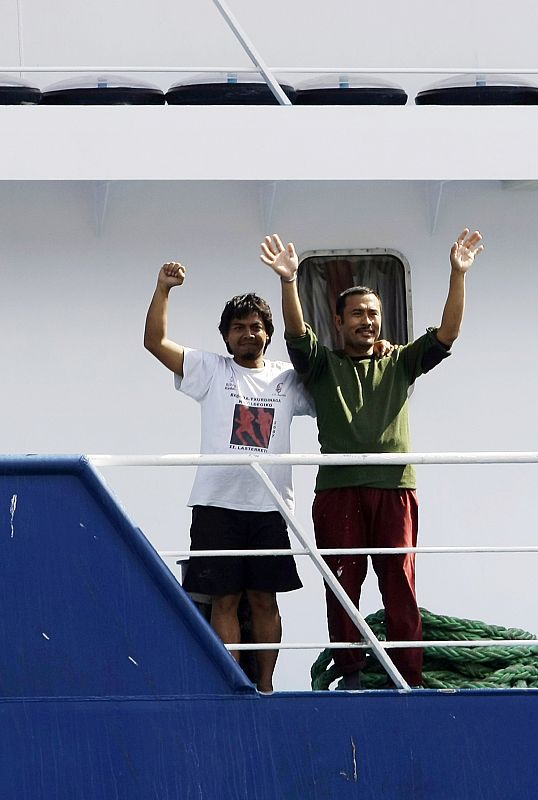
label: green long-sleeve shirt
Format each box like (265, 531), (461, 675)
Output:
(286, 325), (450, 491)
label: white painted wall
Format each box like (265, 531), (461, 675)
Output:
(5, 106), (538, 181)
(2, 179), (537, 688)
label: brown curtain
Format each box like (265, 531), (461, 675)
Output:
(298, 253), (408, 349)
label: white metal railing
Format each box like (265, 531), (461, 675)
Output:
(164, 546), (538, 556)
(3, 67), (538, 75)
(91, 451), (538, 691)
(91, 452), (538, 467)
(228, 640), (538, 651)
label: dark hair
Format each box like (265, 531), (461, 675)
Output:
(218, 293), (274, 354)
(335, 286), (383, 319)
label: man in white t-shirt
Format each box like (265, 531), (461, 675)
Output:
(144, 260), (313, 692)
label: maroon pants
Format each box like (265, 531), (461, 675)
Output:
(313, 487), (422, 686)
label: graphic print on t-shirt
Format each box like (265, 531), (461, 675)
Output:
(230, 404), (274, 449)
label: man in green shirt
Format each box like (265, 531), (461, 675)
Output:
(260, 230), (484, 687)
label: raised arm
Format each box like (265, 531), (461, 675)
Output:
(260, 234), (306, 337)
(144, 261), (187, 376)
(436, 228), (484, 347)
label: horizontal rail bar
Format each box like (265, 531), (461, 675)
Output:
(90, 452), (538, 467)
(162, 545), (538, 558)
(225, 639), (538, 651)
(2, 66), (538, 74)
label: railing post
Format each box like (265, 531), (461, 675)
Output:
(210, 0), (292, 106)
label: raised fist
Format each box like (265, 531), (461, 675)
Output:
(159, 261), (186, 288)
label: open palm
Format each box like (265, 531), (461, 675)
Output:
(260, 234), (298, 281)
(450, 229), (484, 273)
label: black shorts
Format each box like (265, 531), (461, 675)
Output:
(182, 506), (303, 596)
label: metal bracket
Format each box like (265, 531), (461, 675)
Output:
(93, 181), (111, 237)
(259, 181), (278, 233)
(425, 181), (446, 235)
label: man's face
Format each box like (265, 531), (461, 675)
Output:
(225, 312), (270, 366)
(335, 293), (382, 356)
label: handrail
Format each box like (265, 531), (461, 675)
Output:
(91, 451), (538, 691)
(226, 639), (538, 651)
(164, 546), (538, 557)
(2, 67), (538, 74)
(90, 452), (538, 467)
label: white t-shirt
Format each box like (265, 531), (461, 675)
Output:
(175, 349), (314, 512)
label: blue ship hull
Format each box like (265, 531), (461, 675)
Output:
(1, 456), (536, 799)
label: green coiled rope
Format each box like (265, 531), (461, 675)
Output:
(310, 608), (538, 690)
